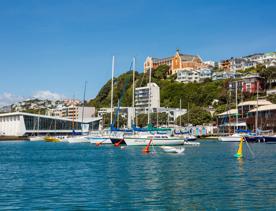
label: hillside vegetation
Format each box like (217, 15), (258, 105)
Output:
(89, 65), (227, 109)
(88, 64), (276, 126)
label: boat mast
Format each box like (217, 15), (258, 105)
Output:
(255, 81), (259, 133)
(132, 57), (136, 126)
(147, 65), (152, 125)
(81, 81), (87, 133)
(111, 56), (115, 126)
(187, 102), (190, 126)
(72, 95), (75, 132)
(235, 81), (238, 133)
(180, 98), (182, 126)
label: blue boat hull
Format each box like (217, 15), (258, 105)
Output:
(244, 136), (276, 143)
(110, 137), (126, 145)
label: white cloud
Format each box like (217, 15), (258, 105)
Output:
(0, 90), (66, 107)
(0, 92), (25, 107)
(32, 90), (66, 101)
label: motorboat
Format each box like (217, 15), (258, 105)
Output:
(184, 134), (197, 141)
(160, 146), (185, 153)
(44, 136), (62, 142)
(183, 141), (200, 146)
(124, 133), (184, 146)
(218, 133), (245, 142)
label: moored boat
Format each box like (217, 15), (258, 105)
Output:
(184, 141), (200, 146)
(218, 133), (243, 142)
(29, 136), (45, 141)
(160, 146), (185, 153)
(44, 136), (61, 142)
(124, 134), (184, 146)
(244, 135), (276, 143)
(63, 136), (89, 143)
(86, 135), (112, 144)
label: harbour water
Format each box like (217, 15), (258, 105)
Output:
(0, 140), (275, 210)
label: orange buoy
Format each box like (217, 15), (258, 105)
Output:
(96, 142), (102, 146)
(114, 139), (123, 147)
(143, 139), (153, 153)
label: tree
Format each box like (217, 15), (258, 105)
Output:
(136, 112), (168, 128)
(101, 113), (127, 129)
(259, 66), (276, 89)
(152, 65), (169, 79)
(176, 106), (212, 126)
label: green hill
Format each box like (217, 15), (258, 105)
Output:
(88, 64), (276, 126)
(88, 65), (228, 110)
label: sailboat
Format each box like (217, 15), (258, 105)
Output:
(218, 81), (251, 142)
(124, 133), (184, 146)
(64, 84), (89, 143)
(44, 117), (66, 142)
(109, 57), (136, 146)
(29, 113), (45, 141)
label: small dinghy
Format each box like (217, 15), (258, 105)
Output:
(160, 146), (185, 154)
(184, 141), (200, 146)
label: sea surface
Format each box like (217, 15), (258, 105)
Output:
(0, 140), (275, 210)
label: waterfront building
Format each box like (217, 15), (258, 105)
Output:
(135, 83), (160, 114)
(47, 106), (96, 120)
(246, 104), (276, 132)
(238, 100), (272, 119)
(216, 100), (272, 134)
(216, 109), (246, 134)
(0, 112), (101, 136)
(143, 49), (207, 75)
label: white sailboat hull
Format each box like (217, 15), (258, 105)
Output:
(219, 137), (241, 142)
(87, 137), (112, 144)
(64, 136), (89, 143)
(29, 136), (44, 141)
(218, 133), (244, 142)
(124, 137), (184, 146)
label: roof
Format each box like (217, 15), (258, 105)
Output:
(217, 109), (238, 116)
(238, 100), (272, 107)
(248, 104), (276, 113)
(151, 52), (200, 63)
(179, 54), (199, 61)
(0, 112), (102, 123)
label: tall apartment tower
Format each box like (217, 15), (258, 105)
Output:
(135, 83), (160, 114)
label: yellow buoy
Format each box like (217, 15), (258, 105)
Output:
(234, 137), (243, 158)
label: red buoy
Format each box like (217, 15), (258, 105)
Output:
(143, 138), (153, 153)
(114, 139), (123, 147)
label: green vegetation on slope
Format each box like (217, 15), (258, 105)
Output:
(88, 64), (276, 126)
(89, 65), (226, 111)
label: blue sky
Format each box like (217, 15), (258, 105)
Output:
(0, 0), (275, 105)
